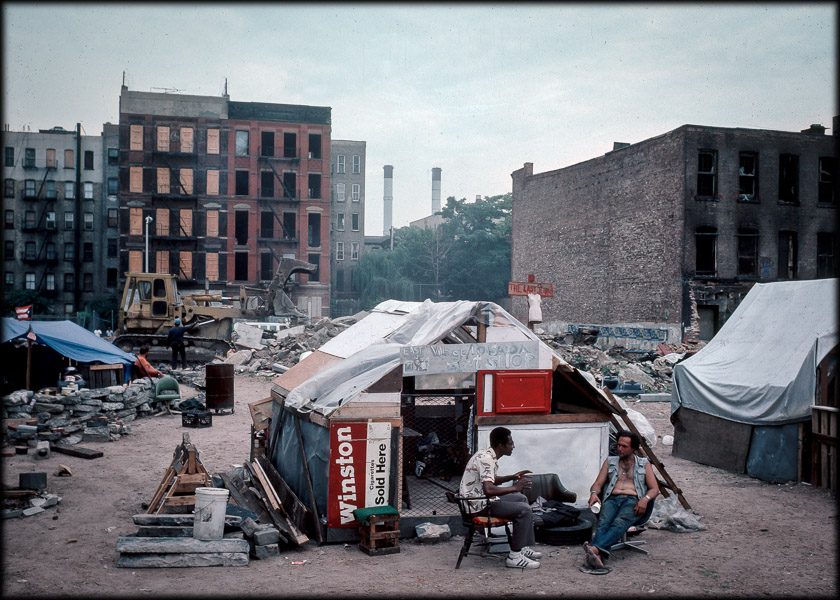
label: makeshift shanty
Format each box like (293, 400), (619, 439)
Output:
(259, 299), (684, 543)
(671, 279), (838, 485)
(1, 318), (135, 393)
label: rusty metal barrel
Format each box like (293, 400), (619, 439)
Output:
(205, 363), (234, 412)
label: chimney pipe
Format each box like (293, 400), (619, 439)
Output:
(383, 165), (393, 236)
(431, 167), (442, 214)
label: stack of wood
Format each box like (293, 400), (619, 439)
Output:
(116, 522), (249, 568)
(146, 433), (212, 514)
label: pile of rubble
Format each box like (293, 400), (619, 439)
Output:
(536, 328), (706, 394)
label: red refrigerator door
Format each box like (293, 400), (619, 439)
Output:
(493, 370), (551, 414)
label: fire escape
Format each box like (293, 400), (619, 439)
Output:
(257, 137), (301, 281)
(20, 160), (58, 293)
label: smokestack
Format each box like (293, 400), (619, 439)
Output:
(431, 167), (442, 214)
(383, 165), (393, 236)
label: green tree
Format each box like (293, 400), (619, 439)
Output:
(1, 289), (51, 318)
(352, 247), (415, 310)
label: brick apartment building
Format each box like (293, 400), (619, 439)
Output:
(329, 139), (366, 316)
(117, 87), (332, 318)
(511, 119), (838, 348)
(3, 124), (120, 316)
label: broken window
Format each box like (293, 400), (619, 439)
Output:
(308, 174), (321, 199)
(308, 253), (320, 282)
(130, 166), (143, 193)
(696, 150), (717, 198)
(234, 251), (248, 280)
(283, 133), (297, 158)
(261, 131), (274, 157)
(130, 125), (144, 151)
(205, 253), (219, 281)
(818, 157), (835, 204)
(83, 243), (94, 262)
(260, 252), (273, 280)
(46, 212), (56, 230)
(351, 242), (359, 260)
(156, 250), (169, 274)
(736, 228), (759, 277)
(129, 207), (142, 235)
(207, 128), (220, 155)
(738, 152), (757, 200)
(336, 182), (345, 202)
(84, 150), (94, 170)
(308, 213), (321, 247)
(235, 170), (249, 196)
(107, 268), (117, 288)
(108, 238), (117, 258)
(817, 232), (837, 278)
(308, 134), (322, 159)
(283, 172), (296, 199)
(206, 210), (219, 237)
(777, 231), (797, 279)
(779, 154), (799, 203)
(351, 213), (360, 231)
(156, 208), (170, 236)
(206, 169), (219, 195)
(336, 213), (345, 230)
(157, 167), (170, 194)
(235, 130), (249, 156)
(260, 171), (274, 198)
(336, 241), (344, 260)
(235, 210), (249, 246)
(283, 212), (296, 239)
(260, 211), (274, 238)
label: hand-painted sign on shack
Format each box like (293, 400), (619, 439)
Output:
(399, 341), (539, 374)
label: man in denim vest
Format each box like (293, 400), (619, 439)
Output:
(583, 430), (659, 569)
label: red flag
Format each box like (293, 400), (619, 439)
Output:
(15, 305), (33, 321)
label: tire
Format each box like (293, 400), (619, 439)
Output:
(535, 517), (593, 546)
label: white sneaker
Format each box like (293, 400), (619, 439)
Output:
(506, 554), (540, 569)
(522, 546), (543, 560)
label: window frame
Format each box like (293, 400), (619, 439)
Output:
(337, 155), (345, 174)
(736, 228), (760, 277)
(235, 130), (250, 156)
(696, 150), (717, 199)
(351, 241), (359, 260)
(778, 153), (799, 204)
(351, 183), (360, 202)
(336, 241), (345, 260)
(353, 155), (361, 174)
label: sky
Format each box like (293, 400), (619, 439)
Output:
(3, 3), (837, 234)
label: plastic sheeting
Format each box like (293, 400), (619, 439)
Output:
(672, 279), (838, 425)
(2, 318), (135, 366)
(284, 299), (532, 416)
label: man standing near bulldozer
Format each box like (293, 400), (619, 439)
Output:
(166, 318), (197, 370)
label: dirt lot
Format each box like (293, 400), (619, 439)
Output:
(2, 374), (836, 598)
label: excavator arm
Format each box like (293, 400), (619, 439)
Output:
(266, 258), (318, 318)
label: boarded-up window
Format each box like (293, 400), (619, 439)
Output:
(65, 149), (74, 168)
(179, 209), (192, 236)
(156, 250), (169, 274)
(180, 169), (193, 195)
(180, 127), (194, 153)
(207, 129), (220, 154)
(179, 251), (192, 279)
(130, 125), (143, 151)
(46, 149), (56, 168)
(206, 253), (219, 281)
(130, 167), (143, 193)
(206, 169), (219, 195)
(206, 210), (219, 237)
(129, 250), (143, 272)
(129, 207), (143, 235)
(157, 167), (169, 194)
(157, 126), (170, 152)
(156, 208), (170, 236)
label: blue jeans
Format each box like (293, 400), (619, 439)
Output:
(590, 494), (639, 558)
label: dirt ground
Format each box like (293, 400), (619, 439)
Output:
(2, 374), (836, 598)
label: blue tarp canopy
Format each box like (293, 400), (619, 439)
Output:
(1, 318), (135, 366)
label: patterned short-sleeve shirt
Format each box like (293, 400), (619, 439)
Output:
(459, 447), (499, 512)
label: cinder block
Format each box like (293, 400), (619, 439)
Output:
(253, 527), (280, 546)
(253, 543), (279, 559)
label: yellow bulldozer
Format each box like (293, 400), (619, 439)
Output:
(114, 258), (316, 362)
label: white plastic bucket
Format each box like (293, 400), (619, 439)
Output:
(193, 487), (230, 540)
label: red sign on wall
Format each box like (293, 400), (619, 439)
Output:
(508, 281), (554, 297)
(327, 421), (392, 528)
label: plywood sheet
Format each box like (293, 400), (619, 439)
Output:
(272, 350), (343, 393)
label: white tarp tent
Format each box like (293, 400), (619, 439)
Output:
(672, 278), (838, 425)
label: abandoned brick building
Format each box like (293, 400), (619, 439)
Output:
(511, 118), (838, 347)
(117, 86), (332, 318)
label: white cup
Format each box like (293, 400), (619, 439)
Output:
(591, 501), (601, 514)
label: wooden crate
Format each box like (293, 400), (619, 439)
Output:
(811, 406), (837, 492)
(359, 513), (400, 556)
(88, 364), (125, 388)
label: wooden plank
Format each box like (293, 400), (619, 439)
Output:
(246, 480), (295, 542)
(3, 489), (38, 499)
(256, 455), (310, 541)
(116, 536), (249, 554)
(294, 415), (325, 544)
(475, 413), (610, 425)
(116, 552), (248, 568)
(147, 467), (176, 515)
(250, 460), (308, 545)
(821, 411), (829, 488)
(133, 513), (242, 527)
(50, 445), (103, 459)
(163, 496), (198, 507)
(136, 525), (194, 537)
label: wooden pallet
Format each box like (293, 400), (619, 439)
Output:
(146, 433), (213, 514)
(359, 513), (400, 556)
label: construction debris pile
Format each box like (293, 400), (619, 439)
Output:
(2, 472), (63, 519)
(536, 328), (706, 394)
(1, 378), (170, 448)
